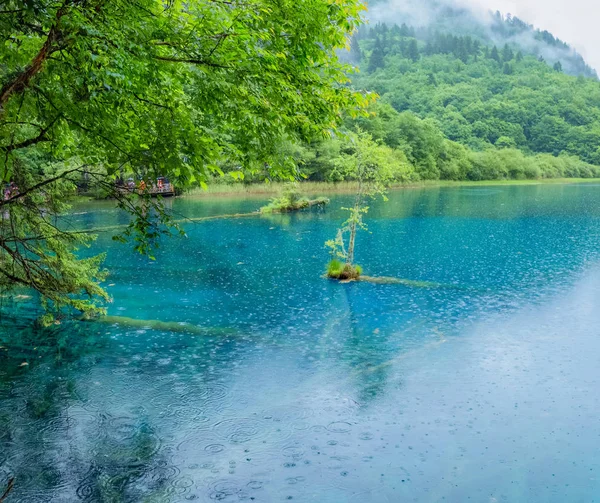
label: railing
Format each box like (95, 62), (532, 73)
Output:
(117, 184), (175, 196)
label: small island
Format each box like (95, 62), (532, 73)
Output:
(260, 184), (329, 214)
(326, 259), (362, 280)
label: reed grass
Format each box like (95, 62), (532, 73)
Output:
(182, 178), (600, 198)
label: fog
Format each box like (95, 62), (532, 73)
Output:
(367, 0), (600, 73)
(466, 0), (600, 72)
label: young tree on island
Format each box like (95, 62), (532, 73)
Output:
(326, 131), (404, 280)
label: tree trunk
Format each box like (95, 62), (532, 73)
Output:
(346, 217), (357, 266)
(0, 7), (66, 112)
(346, 190), (362, 267)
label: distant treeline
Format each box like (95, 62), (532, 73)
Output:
(248, 105), (600, 185)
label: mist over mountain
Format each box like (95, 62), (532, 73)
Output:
(364, 0), (597, 78)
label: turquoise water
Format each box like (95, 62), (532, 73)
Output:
(2, 184), (600, 501)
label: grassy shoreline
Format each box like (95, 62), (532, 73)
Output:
(72, 178), (600, 205)
(181, 178), (600, 198)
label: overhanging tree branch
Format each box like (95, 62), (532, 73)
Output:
(155, 55), (230, 69)
(0, 165), (86, 208)
(0, 114), (61, 152)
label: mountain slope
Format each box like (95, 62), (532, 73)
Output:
(343, 20), (600, 171)
(363, 0), (596, 78)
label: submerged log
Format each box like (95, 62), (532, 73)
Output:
(358, 275), (448, 288)
(332, 275), (462, 289)
(0, 478), (14, 503)
(86, 315), (237, 337)
(276, 197), (330, 213)
(180, 212), (259, 223)
(89, 200), (328, 233)
(88, 212), (260, 233)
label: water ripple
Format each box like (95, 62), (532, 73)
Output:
(281, 445), (305, 460)
(204, 443), (226, 454)
(194, 383), (229, 404)
(75, 465), (98, 501)
(107, 416), (138, 440)
(213, 418), (266, 444)
(207, 479), (250, 501)
(326, 421), (353, 433)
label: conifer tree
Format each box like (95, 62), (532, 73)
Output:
(350, 35), (363, 64)
(407, 40), (420, 62)
(368, 37), (386, 72)
(490, 46), (501, 62)
(502, 44), (514, 62)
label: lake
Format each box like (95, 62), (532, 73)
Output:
(2, 184), (600, 502)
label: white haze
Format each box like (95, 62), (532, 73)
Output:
(466, 0), (600, 72)
(367, 0), (600, 73)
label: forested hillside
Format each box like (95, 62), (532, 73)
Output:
(255, 7), (600, 184)
(352, 21), (600, 162)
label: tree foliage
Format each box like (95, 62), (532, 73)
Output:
(0, 0), (370, 319)
(325, 131), (394, 275)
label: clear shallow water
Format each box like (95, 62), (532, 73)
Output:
(2, 184), (600, 501)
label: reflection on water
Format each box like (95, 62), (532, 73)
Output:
(2, 185), (600, 501)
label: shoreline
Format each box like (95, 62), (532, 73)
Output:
(180, 178), (600, 199)
(73, 178), (600, 205)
